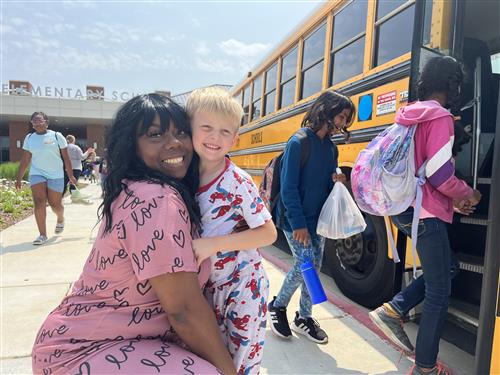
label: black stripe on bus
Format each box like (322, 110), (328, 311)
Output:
(238, 60), (410, 136)
(230, 125), (388, 159)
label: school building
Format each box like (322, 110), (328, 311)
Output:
(0, 80), (231, 163)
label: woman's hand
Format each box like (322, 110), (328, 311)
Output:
(68, 174), (77, 186)
(192, 237), (218, 267)
(15, 178), (22, 190)
(149, 272), (236, 374)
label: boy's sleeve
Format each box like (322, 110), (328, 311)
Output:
(425, 117), (473, 200)
(280, 138), (307, 230)
(233, 173), (272, 228)
(119, 191), (199, 281)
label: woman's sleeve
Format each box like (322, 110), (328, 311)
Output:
(119, 190), (198, 281)
(22, 134), (31, 152)
(56, 132), (68, 149)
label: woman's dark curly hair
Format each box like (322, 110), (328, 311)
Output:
(417, 56), (464, 114)
(30, 111), (49, 123)
(98, 93), (200, 234)
(301, 90), (355, 140)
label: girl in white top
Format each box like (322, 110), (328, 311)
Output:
(16, 112), (76, 245)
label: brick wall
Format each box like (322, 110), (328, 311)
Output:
(86, 124), (107, 156)
(9, 122), (31, 162)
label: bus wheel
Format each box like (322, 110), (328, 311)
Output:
(324, 213), (395, 308)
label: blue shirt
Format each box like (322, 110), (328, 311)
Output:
(276, 127), (338, 234)
(22, 130), (68, 179)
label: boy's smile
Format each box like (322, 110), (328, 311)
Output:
(191, 111), (238, 163)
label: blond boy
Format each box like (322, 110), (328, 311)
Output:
(186, 87), (277, 374)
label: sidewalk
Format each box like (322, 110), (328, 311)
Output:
(1, 183), (414, 374)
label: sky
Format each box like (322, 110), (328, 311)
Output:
(1, 0), (323, 100)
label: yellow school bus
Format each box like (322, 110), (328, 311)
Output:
(229, 0), (500, 373)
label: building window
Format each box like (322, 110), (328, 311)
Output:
(301, 22), (326, 100)
(279, 46), (298, 109)
(0, 136), (9, 162)
(330, 0), (367, 85)
(251, 75), (262, 121)
(374, 1), (415, 67)
(242, 85), (250, 125)
(263, 63), (278, 116)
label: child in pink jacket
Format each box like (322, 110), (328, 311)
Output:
(368, 56), (481, 375)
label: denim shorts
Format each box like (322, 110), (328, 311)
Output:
(29, 175), (64, 193)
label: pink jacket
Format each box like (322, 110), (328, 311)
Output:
(396, 100), (473, 223)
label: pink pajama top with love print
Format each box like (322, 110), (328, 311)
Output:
(32, 181), (212, 375)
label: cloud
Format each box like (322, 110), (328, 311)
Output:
(31, 38), (61, 50)
(191, 18), (201, 27)
(196, 58), (235, 73)
(47, 23), (76, 34)
(152, 36), (168, 44)
(80, 22), (142, 44)
(10, 17), (27, 26)
(219, 38), (272, 59)
(0, 24), (14, 35)
(62, 0), (97, 9)
(151, 34), (186, 44)
(34, 12), (64, 22)
(195, 42), (210, 56)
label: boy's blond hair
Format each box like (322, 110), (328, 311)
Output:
(186, 87), (243, 131)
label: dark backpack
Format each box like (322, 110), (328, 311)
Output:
(258, 128), (310, 220)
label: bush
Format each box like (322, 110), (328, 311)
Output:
(0, 162), (29, 180)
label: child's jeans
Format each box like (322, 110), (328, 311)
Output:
(388, 209), (453, 369)
(274, 230), (325, 318)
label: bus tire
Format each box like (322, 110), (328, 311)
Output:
(323, 213), (396, 308)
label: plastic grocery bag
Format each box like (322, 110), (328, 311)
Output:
(317, 182), (367, 239)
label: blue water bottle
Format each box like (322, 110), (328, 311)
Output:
(301, 259), (327, 304)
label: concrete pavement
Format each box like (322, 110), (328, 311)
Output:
(2, 182), (420, 374)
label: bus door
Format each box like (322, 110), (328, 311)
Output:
(409, 0), (500, 369)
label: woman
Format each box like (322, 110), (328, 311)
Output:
(63, 134), (94, 195)
(368, 56), (481, 375)
(16, 112), (76, 245)
(31, 94), (236, 375)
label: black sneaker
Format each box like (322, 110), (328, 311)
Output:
(291, 312), (328, 344)
(268, 296), (292, 339)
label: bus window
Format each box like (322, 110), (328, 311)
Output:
(330, 0), (367, 85)
(279, 46), (298, 109)
(301, 22), (326, 100)
(263, 63), (278, 116)
(374, 1), (415, 67)
(375, 0), (406, 19)
(331, 37), (365, 85)
(251, 75), (263, 121)
(242, 85), (250, 125)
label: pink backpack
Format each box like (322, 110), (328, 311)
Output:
(351, 123), (426, 276)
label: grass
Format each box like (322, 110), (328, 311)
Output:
(0, 162), (29, 180)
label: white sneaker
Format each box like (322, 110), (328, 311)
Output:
(33, 235), (48, 245)
(55, 221), (65, 234)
